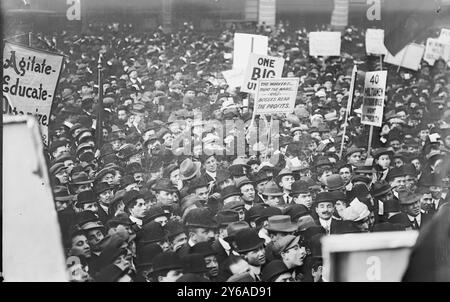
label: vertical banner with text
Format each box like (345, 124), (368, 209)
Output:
(2, 42), (64, 144)
(361, 71), (387, 127)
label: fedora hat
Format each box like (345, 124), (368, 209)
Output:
(371, 181), (392, 197)
(325, 174), (345, 191)
(290, 180), (310, 195)
(261, 180), (284, 196)
(76, 189), (97, 207)
(284, 204), (309, 221)
(214, 210), (240, 227)
(261, 260), (290, 282)
(151, 252), (183, 274)
(220, 185), (241, 201)
(233, 228), (265, 253)
(275, 168), (294, 183)
(398, 191), (421, 205)
(266, 215), (298, 233)
(179, 158), (201, 180)
(297, 215), (317, 232)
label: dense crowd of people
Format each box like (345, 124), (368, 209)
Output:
(37, 20), (450, 282)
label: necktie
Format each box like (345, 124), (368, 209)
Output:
(413, 218), (419, 230)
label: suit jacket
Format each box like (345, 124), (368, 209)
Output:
(212, 239), (230, 266)
(419, 212), (433, 229)
(316, 218), (343, 235)
(176, 242), (192, 258)
(96, 203), (111, 225)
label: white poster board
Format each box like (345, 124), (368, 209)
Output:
(365, 29), (388, 55)
(222, 69), (245, 89)
(361, 70), (387, 127)
(3, 116), (68, 281)
(241, 54), (285, 93)
(439, 28), (450, 44)
(254, 77), (299, 115)
(233, 33), (268, 71)
(322, 231), (418, 282)
(309, 32), (341, 57)
(423, 38), (450, 65)
(3, 42), (64, 144)
(384, 43), (425, 71)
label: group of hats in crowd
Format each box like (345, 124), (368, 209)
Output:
(41, 20), (450, 282)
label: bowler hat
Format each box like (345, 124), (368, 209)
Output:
(223, 221), (251, 243)
(273, 235), (301, 254)
(325, 174), (345, 191)
(314, 192), (336, 206)
(179, 158), (201, 180)
(184, 208), (218, 229)
(372, 147), (394, 159)
(233, 228), (265, 253)
(254, 207), (283, 225)
(166, 221), (186, 240)
(151, 252), (183, 274)
(387, 167), (407, 182)
(261, 260), (290, 282)
(261, 180), (284, 196)
(284, 204), (309, 221)
(136, 221), (168, 244)
(371, 181), (392, 197)
(266, 215), (298, 233)
(136, 243), (163, 269)
(181, 253), (209, 274)
(245, 204), (268, 222)
(398, 191), (421, 205)
(214, 210), (240, 227)
(144, 205), (171, 224)
(190, 242), (217, 257)
(76, 190), (97, 207)
(220, 185), (241, 200)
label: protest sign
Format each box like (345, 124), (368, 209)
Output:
(222, 69), (245, 89)
(439, 28), (450, 44)
(3, 116), (68, 281)
(322, 231), (418, 282)
(361, 70), (387, 127)
(233, 33), (268, 71)
(365, 29), (387, 55)
(309, 32), (341, 57)
(254, 77), (299, 115)
(241, 54), (285, 93)
(384, 43), (425, 71)
(3, 42), (64, 144)
(423, 38), (450, 66)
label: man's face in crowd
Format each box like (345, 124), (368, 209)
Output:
(133, 172), (144, 186)
(99, 189), (114, 205)
(281, 243), (307, 268)
(154, 215), (168, 227)
(112, 170), (122, 186)
(318, 169), (333, 185)
(315, 202), (334, 220)
(419, 129), (430, 141)
(71, 235), (91, 258)
(394, 157), (404, 168)
(86, 228), (104, 247)
(390, 176), (406, 193)
(195, 186), (209, 201)
(430, 185), (442, 199)
(83, 202), (98, 213)
(379, 190), (394, 203)
(118, 110), (127, 122)
(404, 175), (417, 192)
(265, 195), (282, 207)
(402, 200), (421, 217)
(192, 228), (215, 243)
(280, 175), (295, 191)
(148, 140), (163, 156)
(163, 133), (174, 148)
(205, 255), (219, 278)
(169, 169), (181, 188)
(411, 159), (421, 171)
(256, 181), (268, 194)
(171, 233), (188, 252)
(101, 173), (115, 186)
(111, 139), (122, 151)
(347, 152), (361, 166)
(294, 193), (312, 209)
(420, 192), (434, 212)
(241, 184), (255, 203)
(54, 167), (69, 184)
(377, 155), (391, 170)
(156, 190), (175, 206)
(390, 140), (401, 151)
(204, 156), (217, 173)
(154, 80), (164, 90)
(130, 198), (147, 218)
(174, 72), (183, 81)
(339, 167), (352, 183)
(244, 246), (266, 267)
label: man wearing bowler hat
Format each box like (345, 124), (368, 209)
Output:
(251, 171), (271, 205)
(314, 192), (342, 235)
(399, 191), (433, 230)
(151, 252), (184, 282)
(373, 148), (394, 181)
(290, 180), (313, 209)
(212, 210), (240, 265)
(95, 182), (115, 224)
(233, 228), (266, 281)
(276, 168), (296, 205)
(236, 177), (256, 210)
